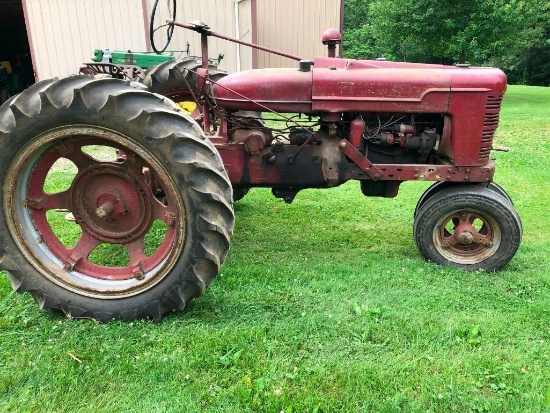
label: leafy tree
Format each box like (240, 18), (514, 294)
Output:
(342, 0), (379, 59)
(342, 0), (550, 85)
(488, 0), (550, 85)
(367, 0), (523, 64)
(343, 0), (371, 29)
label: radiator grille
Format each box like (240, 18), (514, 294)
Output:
(479, 95), (503, 160)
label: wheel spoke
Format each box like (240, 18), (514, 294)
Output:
(126, 238), (148, 280)
(473, 232), (493, 247)
(127, 238), (146, 266)
(26, 190), (71, 211)
(153, 197), (177, 225)
(64, 148), (99, 171)
(456, 212), (475, 224)
(68, 232), (102, 269)
(441, 232), (459, 248)
(121, 150), (147, 176)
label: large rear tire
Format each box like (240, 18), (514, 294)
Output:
(0, 76), (234, 321)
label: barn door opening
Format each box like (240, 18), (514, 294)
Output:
(0, 0), (34, 104)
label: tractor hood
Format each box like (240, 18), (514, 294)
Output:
(212, 67), (313, 113)
(212, 57), (507, 114)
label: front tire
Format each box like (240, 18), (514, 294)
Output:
(413, 185), (521, 271)
(414, 182), (514, 218)
(0, 76), (234, 321)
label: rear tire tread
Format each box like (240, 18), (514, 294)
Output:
(0, 76), (235, 321)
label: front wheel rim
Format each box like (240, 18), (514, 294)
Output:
(5, 125), (186, 299)
(433, 208), (501, 265)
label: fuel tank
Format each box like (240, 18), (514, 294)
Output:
(211, 57), (506, 114)
(212, 68), (313, 112)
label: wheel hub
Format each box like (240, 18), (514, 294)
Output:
(70, 163), (154, 244)
(457, 230), (475, 245)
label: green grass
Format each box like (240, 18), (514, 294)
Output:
(1, 85), (549, 412)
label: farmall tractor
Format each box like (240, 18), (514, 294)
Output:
(0, 4), (522, 321)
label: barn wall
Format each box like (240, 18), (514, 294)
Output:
(143, 0), (252, 73)
(255, 0), (343, 68)
(23, 0), (149, 80)
(236, 0), (253, 71)
(23, 0), (341, 80)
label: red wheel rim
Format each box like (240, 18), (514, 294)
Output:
(5, 126), (185, 298)
(434, 209), (501, 265)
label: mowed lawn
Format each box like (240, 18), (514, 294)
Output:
(0, 85), (548, 412)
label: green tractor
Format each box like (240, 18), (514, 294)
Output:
(82, 48), (224, 115)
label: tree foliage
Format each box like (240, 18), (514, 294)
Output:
(343, 0), (550, 85)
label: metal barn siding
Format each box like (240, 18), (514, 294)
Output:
(254, 0), (343, 68)
(22, 0), (341, 80)
(144, 0), (253, 73)
(236, 0), (253, 71)
(23, 0), (149, 80)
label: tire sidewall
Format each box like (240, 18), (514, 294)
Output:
(414, 186), (522, 271)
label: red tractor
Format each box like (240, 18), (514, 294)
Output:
(0, 6), (521, 321)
